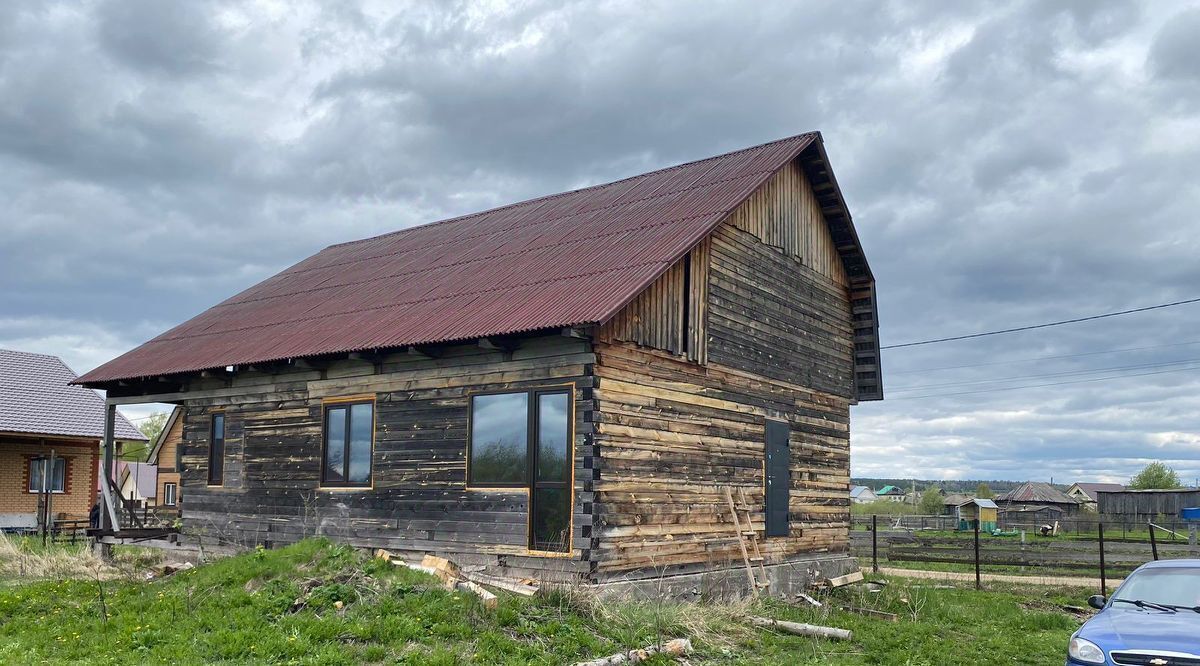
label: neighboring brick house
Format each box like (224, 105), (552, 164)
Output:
(145, 406), (183, 513)
(0, 349), (146, 529)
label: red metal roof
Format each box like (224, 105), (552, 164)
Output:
(78, 132), (823, 384)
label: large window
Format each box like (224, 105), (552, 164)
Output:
(469, 389), (572, 552)
(469, 392), (529, 485)
(208, 413), (225, 486)
(322, 401), (374, 487)
(28, 457), (66, 493)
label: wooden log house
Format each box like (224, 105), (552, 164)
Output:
(77, 132), (882, 591)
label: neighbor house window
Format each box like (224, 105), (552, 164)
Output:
(163, 482), (177, 506)
(28, 457), (66, 493)
(208, 413), (225, 486)
(468, 389), (572, 552)
(322, 401), (374, 486)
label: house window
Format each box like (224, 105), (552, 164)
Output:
(208, 413), (225, 486)
(469, 392), (529, 485)
(322, 401), (374, 487)
(468, 389), (572, 552)
(28, 457), (66, 493)
(163, 482), (178, 506)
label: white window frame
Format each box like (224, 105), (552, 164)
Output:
(28, 457), (66, 494)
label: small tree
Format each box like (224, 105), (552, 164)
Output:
(975, 482), (994, 499)
(1128, 462), (1182, 490)
(137, 412), (170, 453)
(919, 487), (944, 515)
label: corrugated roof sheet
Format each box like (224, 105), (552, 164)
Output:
(0, 349), (146, 440)
(78, 133), (827, 384)
(997, 482), (1078, 505)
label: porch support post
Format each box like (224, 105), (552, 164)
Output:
(100, 401), (117, 530)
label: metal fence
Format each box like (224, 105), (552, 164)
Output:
(850, 514), (1197, 541)
(852, 515), (1200, 594)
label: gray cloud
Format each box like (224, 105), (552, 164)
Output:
(1, 0), (1198, 483)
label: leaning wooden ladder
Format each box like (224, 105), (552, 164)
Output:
(723, 486), (769, 595)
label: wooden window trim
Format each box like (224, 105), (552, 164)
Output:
(319, 398), (375, 489)
(207, 413), (225, 486)
(466, 385), (575, 556)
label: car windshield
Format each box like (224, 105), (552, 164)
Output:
(1112, 567), (1200, 609)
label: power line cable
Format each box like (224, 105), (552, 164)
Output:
(888, 357), (1200, 393)
(888, 340), (1200, 375)
(885, 364), (1200, 401)
(881, 297), (1200, 350)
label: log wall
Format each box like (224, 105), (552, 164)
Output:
(177, 335), (596, 582)
(590, 157), (855, 580)
(591, 342), (851, 580)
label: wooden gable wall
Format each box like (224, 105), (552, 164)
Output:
(725, 159), (848, 287)
(598, 157), (857, 389)
(598, 239), (710, 364)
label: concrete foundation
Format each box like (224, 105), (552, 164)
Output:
(93, 535), (242, 564)
(591, 554), (860, 601)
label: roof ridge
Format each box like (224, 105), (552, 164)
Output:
(323, 131), (819, 251)
(0, 348), (66, 361)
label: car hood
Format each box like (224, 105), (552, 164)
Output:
(1078, 606), (1200, 653)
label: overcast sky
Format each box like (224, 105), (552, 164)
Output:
(2, 1), (1199, 485)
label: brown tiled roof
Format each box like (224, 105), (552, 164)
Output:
(78, 132), (872, 384)
(0, 349), (146, 440)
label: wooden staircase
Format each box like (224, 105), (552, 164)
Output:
(723, 486), (769, 595)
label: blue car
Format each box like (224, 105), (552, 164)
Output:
(1068, 559), (1200, 665)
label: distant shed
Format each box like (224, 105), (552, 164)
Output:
(956, 498), (998, 532)
(1097, 489), (1200, 520)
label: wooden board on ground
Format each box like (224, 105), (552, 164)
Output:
(820, 571), (864, 588)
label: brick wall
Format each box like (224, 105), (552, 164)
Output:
(0, 437), (98, 521)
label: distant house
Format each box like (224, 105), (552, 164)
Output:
(145, 406), (183, 512)
(941, 493), (973, 516)
(0, 349), (145, 529)
(118, 462), (157, 504)
(996, 481), (1081, 517)
(876, 485), (906, 502)
(1065, 482), (1124, 509)
(850, 486), (874, 504)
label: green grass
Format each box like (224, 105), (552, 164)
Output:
(0, 538), (1087, 665)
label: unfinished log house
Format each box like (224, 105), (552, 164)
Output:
(77, 132), (882, 593)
